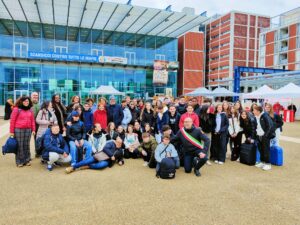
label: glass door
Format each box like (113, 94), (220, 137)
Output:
(14, 90), (29, 102)
(13, 42), (28, 58)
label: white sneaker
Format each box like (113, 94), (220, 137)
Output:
(214, 160), (219, 164)
(255, 162), (264, 168)
(143, 162), (149, 167)
(206, 161), (212, 166)
(262, 164), (272, 171)
(218, 161), (224, 165)
(236, 158), (240, 162)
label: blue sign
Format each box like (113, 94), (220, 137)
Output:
(28, 51), (100, 63)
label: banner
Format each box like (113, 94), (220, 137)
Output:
(28, 51), (127, 64)
(153, 60), (169, 85)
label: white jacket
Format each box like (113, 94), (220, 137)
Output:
(228, 116), (243, 135)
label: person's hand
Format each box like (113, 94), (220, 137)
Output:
(166, 152), (171, 158)
(67, 121), (72, 126)
(80, 139), (84, 146)
(111, 156), (115, 161)
(63, 152), (68, 158)
(142, 150), (147, 156)
(118, 161), (124, 166)
(199, 152), (206, 159)
(63, 126), (66, 131)
(75, 140), (79, 147)
(10, 133), (14, 137)
(32, 132), (36, 136)
(129, 147), (134, 153)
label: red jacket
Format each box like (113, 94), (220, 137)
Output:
(10, 107), (36, 133)
(93, 109), (108, 130)
(179, 112), (200, 129)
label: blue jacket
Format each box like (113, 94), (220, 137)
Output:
(83, 109), (93, 132)
(212, 112), (229, 134)
(42, 129), (69, 160)
(155, 143), (178, 163)
(107, 104), (124, 127)
(67, 120), (86, 141)
(102, 140), (123, 161)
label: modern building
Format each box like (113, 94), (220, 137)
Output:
(177, 31), (205, 95)
(259, 7), (300, 71)
(204, 11), (270, 92)
(0, 0), (207, 105)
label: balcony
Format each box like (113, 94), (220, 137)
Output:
(279, 33), (289, 40)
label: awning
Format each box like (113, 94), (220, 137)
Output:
(89, 85), (124, 95)
(185, 87), (212, 96)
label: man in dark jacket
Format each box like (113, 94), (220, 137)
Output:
(165, 104), (181, 134)
(107, 95), (124, 127)
(172, 117), (210, 177)
(67, 111), (92, 166)
(42, 125), (71, 171)
(176, 96), (187, 115)
(83, 102), (94, 135)
(253, 105), (274, 171)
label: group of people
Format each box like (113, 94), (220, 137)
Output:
(7, 92), (285, 178)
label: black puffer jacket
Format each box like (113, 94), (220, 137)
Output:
(240, 114), (257, 140)
(66, 120), (86, 141)
(141, 109), (155, 128)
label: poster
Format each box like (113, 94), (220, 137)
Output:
(153, 60), (169, 85)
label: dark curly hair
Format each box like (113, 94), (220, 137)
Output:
(15, 96), (33, 108)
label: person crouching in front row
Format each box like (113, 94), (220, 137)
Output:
(155, 134), (180, 178)
(42, 124), (71, 171)
(65, 136), (124, 173)
(138, 132), (158, 168)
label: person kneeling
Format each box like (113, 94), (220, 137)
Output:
(42, 125), (71, 171)
(65, 136), (124, 173)
(172, 117), (210, 177)
(155, 134), (179, 178)
(138, 133), (158, 168)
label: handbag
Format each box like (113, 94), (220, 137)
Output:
(2, 137), (18, 155)
(93, 151), (110, 162)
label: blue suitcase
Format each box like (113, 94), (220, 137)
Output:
(256, 148), (260, 163)
(270, 146), (283, 166)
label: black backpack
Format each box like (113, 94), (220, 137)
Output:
(158, 144), (176, 179)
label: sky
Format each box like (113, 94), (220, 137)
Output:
(107, 0), (299, 18)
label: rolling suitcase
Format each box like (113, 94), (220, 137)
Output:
(256, 148), (260, 163)
(270, 146), (283, 166)
(240, 143), (256, 166)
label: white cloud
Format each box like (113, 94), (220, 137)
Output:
(108, 0), (299, 17)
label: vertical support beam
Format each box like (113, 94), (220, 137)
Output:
(233, 66), (240, 101)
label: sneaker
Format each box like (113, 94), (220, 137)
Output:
(155, 172), (160, 178)
(214, 160), (219, 164)
(194, 169), (201, 177)
(262, 164), (272, 171)
(255, 162), (265, 168)
(65, 167), (75, 174)
(47, 164), (53, 171)
(206, 160), (212, 166)
(236, 158), (240, 162)
(25, 162), (31, 166)
(218, 161), (224, 165)
(143, 162), (149, 167)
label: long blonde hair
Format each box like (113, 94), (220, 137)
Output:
(265, 103), (274, 118)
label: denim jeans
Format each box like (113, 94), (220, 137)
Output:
(69, 140), (92, 165)
(184, 153), (207, 173)
(73, 156), (109, 170)
(156, 156), (180, 172)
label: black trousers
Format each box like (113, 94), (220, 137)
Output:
(210, 132), (227, 162)
(257, 136), (271, 163)
(142, 150), (156, 168)
(183, 152), (207, 173)
(229, 132), (243, 160)
(124, 149), (140, 159)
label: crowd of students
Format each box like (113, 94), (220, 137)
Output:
(7, 92), (285, 177)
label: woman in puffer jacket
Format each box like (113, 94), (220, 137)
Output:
(36, 101), (58, 138)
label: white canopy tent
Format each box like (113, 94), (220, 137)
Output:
(186, 87), (212, 96)
(89, 85), (124, 96)
(242, 85), (275, 99)
(264, 83), (300, 98)
(210, 87), (239, 97)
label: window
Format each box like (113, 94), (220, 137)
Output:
(155, 54), (165, 61)
(297, 37), (300, 49)
(54, 46), (68, 53)
(296, 50), (300, 62)
(13, 42), (28, 58)
(260, 34), (266, 46)
(297, 23), (300, 35)
(91, 49), (103, 56)
(125, 51), (136, 65)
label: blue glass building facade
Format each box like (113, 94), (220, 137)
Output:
(0, 19), (178, 105)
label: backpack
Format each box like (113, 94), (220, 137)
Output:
(159, 158), (176, 179)
(2, 137), (18, 155)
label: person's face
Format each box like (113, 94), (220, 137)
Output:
(164, 129), (172, 135)
(77, 108), (82, 114)
(110, 99), (116, 105)
(206, 107), (210, 114)
(95, 124), (101, 132)
(23, 99), (29, 107)
(133, 99), (138, 106)
(55, 95), (60, 103)
(73, 115), (79, 121)
(110, 123), (115, 130)
(129, 102), (135, 109)
(84, 104), (90, 111)
(217, 105), (223, 113)
(253, 109), (260, 116)
(88, 101), (93, 107)
(235, 103), (241, 110)
(126, 97), (131, 103)
(265, 105), (271, 112)
(184, 119), (193, 129)
(117, 126), (124, 133)
(31, 93), (39, 102)
(134, 122), (140, 130)
(99, 104), (104, 110)
(241, 112), (247, 120)
(51, 126), (60, 135)
(169, 106), (176, 114)
(145, 125), (150, 131)
(127, 127), (133, 133)
(230, 107), (235, 114)
(187, 106), (193, 113)
(116, 137), (123, 148)
(163, 138), (170, 145)
(73, 96), (79, 103)
(143, 137), (150, 143)
(179, 98), (185, 104)
(145, 103), (151, 110)
(121, 102), (127, 108)
(192, 98), (197, 106)
(139, 101), (143, 106)
(48, 102), (53, 109)
(223, 103), (229, 110)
